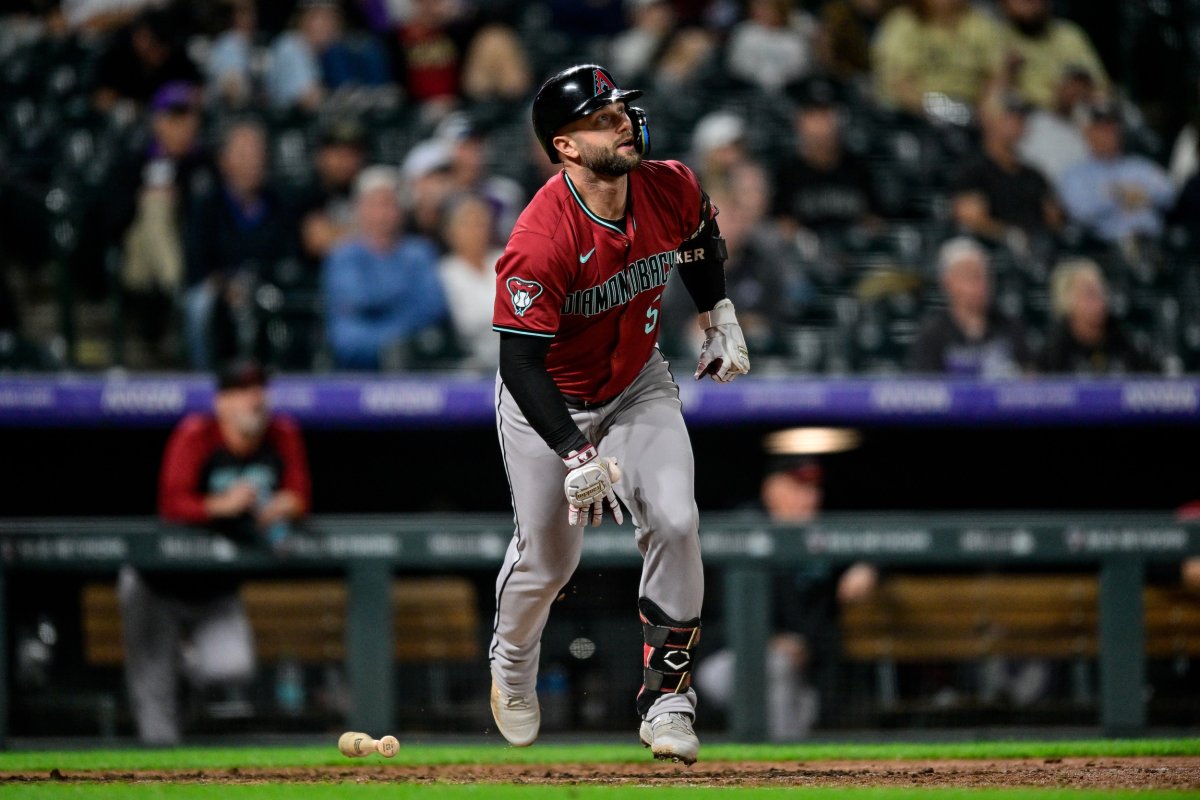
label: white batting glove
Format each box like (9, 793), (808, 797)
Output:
(694, 298), (750, 382)
(562, 444), (624, 527)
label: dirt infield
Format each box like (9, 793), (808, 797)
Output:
(4, 757), (1200, 789)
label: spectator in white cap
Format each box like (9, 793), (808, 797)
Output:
(689, 110), (749, 195)
(402, 138), (456, 241)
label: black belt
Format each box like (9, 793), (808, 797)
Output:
(562, 392), (618, 410)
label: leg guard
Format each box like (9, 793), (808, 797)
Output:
(636, 597), (701, 718)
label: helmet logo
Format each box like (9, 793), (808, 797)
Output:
(593, 68), (616, 96)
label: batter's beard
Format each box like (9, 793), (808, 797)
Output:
(579, 142), (641, 177)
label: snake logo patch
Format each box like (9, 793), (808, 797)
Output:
(507, 277), (544, 317)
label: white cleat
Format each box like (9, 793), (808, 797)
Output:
(639, 712), (699, 765)
(490, 682), (540, 747)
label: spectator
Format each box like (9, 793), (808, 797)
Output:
(460, 22), (532, 103)
(1169, 169), (1200, 249)
(437, 115), (526, 240)
(388, 0), (475, 115)
(437, 194), (500, 371)
(205, 0), (258, 107)
(121, 358), (311, 745)
(64, 0), (158, 34)
(92, 7), (202, 111)
(1059, 102), (1174, 244)
(951, 93), (1061, 247)
(907, 237), (1031, 377)
(265, 0), (390, 111)
(1168, 79), (1200, 189)
(1018, 65), (1096, 190)
(726, 0), (817, 94)
(183, 120), (298, 369)
(645, 25), (719, 92)
(609, 0), (676, 82)
(773, 80), (883, 237)
(322, 166), (448, 370)
(296, 120), (367, 270)
(108, 82), (213, 364)
(696, 456), (878, 740)
(688, 110), (750, 197)
(401, 138), (456, 241)
(872, 0), (1000, 115)
(817, 0), (899, 81)
(993, 0), (1109, 111)
(666, 163), (805, 358)
(1039, 258), (1158, 375)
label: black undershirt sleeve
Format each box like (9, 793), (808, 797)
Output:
(498, 333), (589, 459)
(676, 196), (728, 313)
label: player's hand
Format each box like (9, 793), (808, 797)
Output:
(208, 482), (258, 518)
(563, 445), (624, 527)
(695, 298), (750, 382)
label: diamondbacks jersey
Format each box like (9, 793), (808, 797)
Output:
(493, 160), (706, 403)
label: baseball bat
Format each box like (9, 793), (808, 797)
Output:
(338, 731), (399, 758)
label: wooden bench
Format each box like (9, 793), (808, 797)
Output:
(841, 574), (1200, 663)
(81, 577), (481, 667)
(839, 574), (1200, 712)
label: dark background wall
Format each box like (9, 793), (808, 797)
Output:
(2, 422), (1195, 517)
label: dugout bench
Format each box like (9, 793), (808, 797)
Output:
(1, 512), (1198, 744)
(840, 574), (1200, 711)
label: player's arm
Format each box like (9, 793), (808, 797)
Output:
(158, 419), (256, 523)
(676, 189), (751, 382)
(259, 416), (312, 527)
(499, 332), (622, 527)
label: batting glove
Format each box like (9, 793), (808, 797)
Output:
(563, 444), (624, 527)
(694, 298), (750, 382)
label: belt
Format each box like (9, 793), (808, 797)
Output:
(562, 392), (618, 410)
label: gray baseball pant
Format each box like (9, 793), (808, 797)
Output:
(490, 351), (703, 720)
(118, 566), (255, 745)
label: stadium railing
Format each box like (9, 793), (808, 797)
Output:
(1, 512), (1197, 744)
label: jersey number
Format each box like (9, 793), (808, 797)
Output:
(644, 306), (659, 334)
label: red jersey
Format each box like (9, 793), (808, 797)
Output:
(493, 160), (705, 403)
(158, 413), (312, 524)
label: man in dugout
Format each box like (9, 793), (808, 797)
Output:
(118, 358), (311, 744)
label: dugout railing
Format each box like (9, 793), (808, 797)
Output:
(0, 512), (1197, 745)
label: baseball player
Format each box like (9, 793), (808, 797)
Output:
(488, 64), (750, 764)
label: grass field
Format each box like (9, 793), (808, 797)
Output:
(1, 739), (1197, 799)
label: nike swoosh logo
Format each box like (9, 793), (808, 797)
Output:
(579, 248), (596, 264)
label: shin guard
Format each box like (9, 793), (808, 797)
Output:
(636, 597), (701, 718)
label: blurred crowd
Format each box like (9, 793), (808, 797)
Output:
(2, 0), (1200, 376)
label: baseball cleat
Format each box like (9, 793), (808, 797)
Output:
(490, 682), (540, 747)
(639, 712), (699, 764)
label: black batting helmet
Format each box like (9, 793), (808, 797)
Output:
(532, 64), (650, 163)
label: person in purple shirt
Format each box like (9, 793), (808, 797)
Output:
(1059, 101), (1174, 243)
(322, 166), (448, 370)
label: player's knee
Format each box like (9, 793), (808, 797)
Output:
(655, 503), (699, 545)
(192, 639), (255, 684)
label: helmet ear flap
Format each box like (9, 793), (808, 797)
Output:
(629, 106), (650, 157)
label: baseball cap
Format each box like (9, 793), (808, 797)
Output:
(150, 81), (198, 114)
(788, 77), (840, 111)
(1000, 92), (1034, 115)
(216, 358), (268, 391)
(768, 456), (824, 485)
(1085, 99), (1121, 124)
(690, 111), (745, 158)
(319, 119), (367, 149)
(401, 139), (453, 181)
(1061, 63), (1097, 84)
